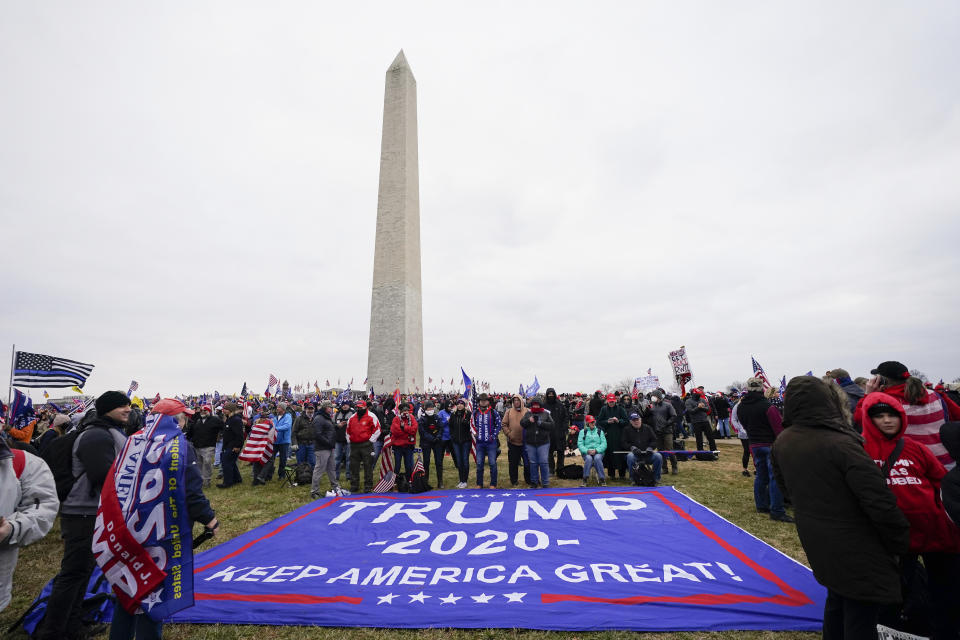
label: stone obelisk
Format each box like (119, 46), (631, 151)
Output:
(367, 50), (424, 394)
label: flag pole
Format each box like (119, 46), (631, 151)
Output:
(7, 344), (15, 418)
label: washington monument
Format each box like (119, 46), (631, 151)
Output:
(366, 50), (424, 394)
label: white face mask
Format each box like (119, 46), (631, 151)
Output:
(426, 409), (435, 416)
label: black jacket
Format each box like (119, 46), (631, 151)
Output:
(543, 388), (569, 435)
(622, 423), (657, 452)
(222, 414), (245, 451)
(448, 409), (473, 444)
(772, 376), (909, 604)
(520, 410), (554, 446)
(646, 401), (677, 435)
(313, 411), (336, 450)
(684, 396), (711, 425)
(187, 415), (223, 449)
(738, 392), (779, 444)
(419, 413), (444, 446)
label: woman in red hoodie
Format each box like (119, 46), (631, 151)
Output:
(861, 392), (960, 638)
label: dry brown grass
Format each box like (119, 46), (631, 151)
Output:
(1, 438), (818, 639)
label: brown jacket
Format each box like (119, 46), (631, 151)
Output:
(501, 397), (528, 446)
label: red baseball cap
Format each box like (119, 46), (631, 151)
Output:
(585, 415), (596, 423)
(355, 400), (367, 409)
(151, 398), (195, 416)
(605, 393), (616, 402)
(200, 404), (212, 412)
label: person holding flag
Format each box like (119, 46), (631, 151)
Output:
(97, 398), (218, 639)
(447, 398), (473, 489)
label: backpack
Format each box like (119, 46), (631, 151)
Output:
(295, 462), (313, 485)
(694, 452), (719, 461)
(557, 464), (583, 480)
(631, 460), (657, 487)
(41, 429), (86, 502)
(409, 462), (432, 494)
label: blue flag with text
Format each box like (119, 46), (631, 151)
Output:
(171, 487), (824, 631)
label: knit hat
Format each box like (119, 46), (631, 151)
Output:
(870, 361), (910, 381)
(866, 402), (898, 418)
(745, 378), (764, 391)
(95, 391), (131, 417)
(52, 414), (72, 429)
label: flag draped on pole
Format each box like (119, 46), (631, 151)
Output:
(751, 356), (772, 389)
(461, 367), (478, 462)
(9, 389), (34, 425)
(779, 376), (787, 400)
(240, 382), (248, 398)
(524, 376), (540, 398)
(12, 350), (94, 388)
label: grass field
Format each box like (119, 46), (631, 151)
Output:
(1, 438), (820, 640)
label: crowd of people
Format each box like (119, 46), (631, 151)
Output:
(2, 359), (960, 638)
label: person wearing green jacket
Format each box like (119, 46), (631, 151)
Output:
(578, 415), (607, 487)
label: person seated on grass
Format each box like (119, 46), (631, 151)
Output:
(623, 412), (663, 485)
(861, 392), (960, 638)
(773, 376), (910, 640)
(577, 415), (606, 487)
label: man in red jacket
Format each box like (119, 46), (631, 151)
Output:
(347, 400), (380, 493)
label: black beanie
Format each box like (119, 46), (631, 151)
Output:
(96, 391), (131, 417)
(867, 402), (897, 418)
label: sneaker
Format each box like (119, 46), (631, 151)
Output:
(489, 485), (497, 490)
(252, 477), (265, 486)
(579, 481), (587, 487)
(771, 513), (795, 523)
(742, 470), (750, 477)
(457, 482), (467, 489)
(599, 480), (606, 487)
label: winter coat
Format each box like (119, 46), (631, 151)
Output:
(597, 404), (629, 452)
(836, 377), (865, 414)
(544, 388), (569, 434)
(712, 396), (731, 419)
(448, 409), (473, 444)
(737, 391), (783, 446)
(860, 392), (960, 553)
(501, 397), (528, 446)
(418, 413), (444, 446)
(772, 376), (910, 604)
(186, 414), (223, 449)
(293, 413), (316, 446)
(335, 410), (353, 444)
(683, 395), (711, 425)
(312, 411), (336, 450)
(62, 418), (128, 516)
(520, 409), (554, 446)
(855, 383), (960, 470)
(577, 426), (607, 455)
(347, 411), (380, 444)
(622, 423), (657, 452)
(0, 442), (59, 611)
(587, 393), (603, 417)
(390, 414), (418, 447)
(941, 422), (960, 525)
(272, 412), (293, 445)
(222, 413), (245, 451)
(646, 401), (677, 435)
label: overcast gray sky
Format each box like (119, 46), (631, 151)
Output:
(3, 1), (959, 399)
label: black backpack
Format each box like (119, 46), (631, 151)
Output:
(295, 462), (313, 485)
(41, 426), (103, 502)
(557, 464), (583, 480)
(631, 460), (657, 487)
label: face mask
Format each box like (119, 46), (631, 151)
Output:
(356, 408), (366, 416)
(426, 409), (435, 416)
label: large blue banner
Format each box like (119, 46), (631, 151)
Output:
(171, 487), (825, 631)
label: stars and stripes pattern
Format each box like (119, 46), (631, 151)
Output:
(13, 351), (94, 388)
(268, 374), (279, 388)
(127, 380), (139, 397)
(751, 356), (771, 389)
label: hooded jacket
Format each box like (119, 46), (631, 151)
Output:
(855, 383), (960, 470)
(737, 391), (783, 447)
(312, 409), (336, 450)
(544, 388), (569, 436)
(577, 425), (607, 455)
(860, 392), (960, 553)
(62, 417), (129, 516)
(501, 396), (528, 446)
(772, 376), (910, 603)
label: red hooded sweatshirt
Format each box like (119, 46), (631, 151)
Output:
(860, 392), (960, 553)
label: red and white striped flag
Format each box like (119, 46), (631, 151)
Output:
(239, 419), (275, 465)
(377, 432), (394, 484)
(268, 373), (279, 388)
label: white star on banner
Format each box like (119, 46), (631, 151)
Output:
(517, 493), (527, 497)
(409, 591), (431, 603)
(439, 593), (462, 604)
(485, 493), (496, 497)
(470, 593), (495, 603)
(471, 494), (481, 498)
(377, 593), (398, 605)
(456, 494), (465, 498)
(141, 590), (163, 611)
(503, 592), (526, 602)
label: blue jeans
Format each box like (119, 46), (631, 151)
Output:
(110, 606), (162, 640)
(627, 451), (663, 481)
(582, 452), (605, 481)
(525, 443), (550, 487)
(296, 443), (316, 467)
(451, 441), (471, 483)
(393, 446), (414, 478)
(335, 442), (351, 482)
(475, 441), (497, 487)
(716, 418), (730, 438)
(752, 446), (785, 517)
(372, 439), (384, 465)
(214, 439), (222, 466)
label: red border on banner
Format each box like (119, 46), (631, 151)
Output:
(192, 489), (812, 608)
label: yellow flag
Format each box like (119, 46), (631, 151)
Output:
(131, 396), (144, 409)
(71, 385), (84, 394)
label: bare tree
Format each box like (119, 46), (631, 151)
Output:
(729, 380), (746, 392)
(599, 383), (613, 394)
(909, 369), (928, 383)
(616, 378), (635, 394)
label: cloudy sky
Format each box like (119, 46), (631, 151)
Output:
(3, 1), (959, 399)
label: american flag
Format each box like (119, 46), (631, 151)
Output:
(126, 380), (139, 397)
(411, 453), (425, 481)
(461, 367), (478, 462)
(751, 356), (771, 389)
(778, 375), (787, 400)
(68, 396), (95, 416)
(268, 373), (279, 388)
(13, 351), (94, 388)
